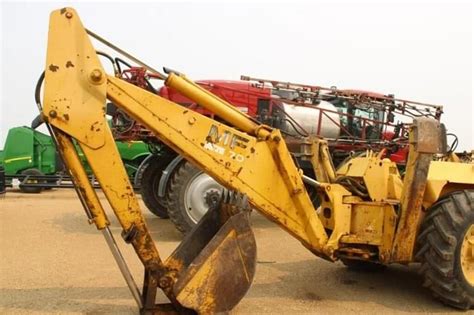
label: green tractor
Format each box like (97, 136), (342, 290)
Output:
(0, 126), (150, 193)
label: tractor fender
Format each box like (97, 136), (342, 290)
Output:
(158, 155), (185, 198)
(131, 152), (151, 162)
(133, 154), (156, 188)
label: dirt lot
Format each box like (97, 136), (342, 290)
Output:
(0, 189), (461, 314)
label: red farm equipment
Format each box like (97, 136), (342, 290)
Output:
(106, 62), (444, 234)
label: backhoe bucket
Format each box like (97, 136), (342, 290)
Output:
(166, 191), (257, 314)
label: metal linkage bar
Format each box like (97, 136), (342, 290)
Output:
(102, 227), (143, 309)
(85, 28), (167, 80)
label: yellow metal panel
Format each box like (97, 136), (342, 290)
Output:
(346, 203), (385, 245)
(380, 205), (397, 262)
(336, 155), (403, 202)
(339, 202), (397, 263)
(308, 138), (335, 183)
(43, 8), (107, 149)
(428, 161), (474, 182)
(364, 158), (402, 202)
(318, 184), (352, 252)
(424, 161), (474, 208)
(386, 170), (403, 201)
(336, 155), (369, 177)
(363, 158), (389, 202)
(54, 130), (109, 229)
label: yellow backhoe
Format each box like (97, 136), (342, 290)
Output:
(38, 8), (473, 313)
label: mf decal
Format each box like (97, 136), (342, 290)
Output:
(204, 125), (249, 162)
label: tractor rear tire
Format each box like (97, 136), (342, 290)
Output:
(140, 154), (175, 219)
(416, 190), (474, 310)
(19, 168), (44, 194)
(167, 161), (223, 234)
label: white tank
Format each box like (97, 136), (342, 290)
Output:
(282, 101), (340, 139)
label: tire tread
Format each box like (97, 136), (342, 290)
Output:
(416, 190), (474, 309)
(167, 161), (194, 234)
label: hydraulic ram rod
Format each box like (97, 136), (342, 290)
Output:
(102, 227), (143, 309)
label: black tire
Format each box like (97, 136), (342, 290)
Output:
(341, 258), (387, 272)
(0, 166), (6, 195)
(140, 154), (175, 218)
(167, 161), (223, 234)
(19, 168), (44, 194)
(416, 190), (474, 310)
(167, 161), (199, 234)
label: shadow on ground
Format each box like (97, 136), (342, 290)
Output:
(50, 210), (183, 242)
(50, 209), (273, 241)
(249, 259), (454, 313)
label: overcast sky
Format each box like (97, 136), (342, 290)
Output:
(1, 1), (472, 149)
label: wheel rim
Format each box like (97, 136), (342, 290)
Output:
(184, 172), (224, 224)
(460, 224), (474, 286)
(25, 176), (39, 185)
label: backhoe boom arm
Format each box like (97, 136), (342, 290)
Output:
(41, 7), (331, 314)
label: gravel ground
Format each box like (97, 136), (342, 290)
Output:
(0, 189), (461, 314)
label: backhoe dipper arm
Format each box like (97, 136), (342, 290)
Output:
(43, 8), (329, 254)
(42, 7), (330, 313)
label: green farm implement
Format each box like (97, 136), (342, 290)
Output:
(1, 126), (150, 193)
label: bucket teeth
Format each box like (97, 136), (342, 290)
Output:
(219, 190), (251, 220)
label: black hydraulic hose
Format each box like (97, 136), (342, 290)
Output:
(281, 111), (309, 137)
(115, 57), (132, 73)
(97, 51), (115, 66)
(146, 80), (158, 94)
(335, 176), (369, 198)
(34, 71), (45, 112)
(32, 71), (46, 128)
(284, 118), (308, 137)
(31, 115), (43, 129)
(96, 51), (118, 75)
(446, 133), (458, 153)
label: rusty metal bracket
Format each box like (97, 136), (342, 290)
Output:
(391, 118), (441, 262)
(410, 118), (444, 154)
